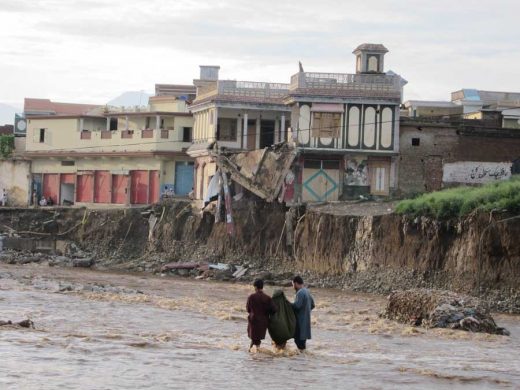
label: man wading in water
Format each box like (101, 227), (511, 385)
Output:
(292, 276), (315, 351)
(246, 279), (277, 352)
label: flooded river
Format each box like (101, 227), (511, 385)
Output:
(0, 263), (519, 389)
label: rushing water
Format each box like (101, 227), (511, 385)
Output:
(0, 263), (519, 390)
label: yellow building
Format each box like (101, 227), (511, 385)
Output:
(23, 92), (195, 206)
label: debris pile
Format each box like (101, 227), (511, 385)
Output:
(0, 319), (34, 328)
(161, 261), (250, 281)
(383, 289), (509, 335)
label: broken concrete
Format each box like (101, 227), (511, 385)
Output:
(217, 143), (297, 202)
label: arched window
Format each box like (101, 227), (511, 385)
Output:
(368, 56), (379, 72)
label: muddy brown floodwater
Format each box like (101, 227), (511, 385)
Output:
(0, 263), (519, 390)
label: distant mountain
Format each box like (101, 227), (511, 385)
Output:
(0, 103), (21, 126)
(107, 91), (152, 107)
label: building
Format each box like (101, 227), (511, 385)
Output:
(187, 44), (407, 203)
(404, 89), (520, 129)
(398, 118), (520, 195)
(286, 43), (407, 201)
(188, 66), (290, 200)
(23, 93), (194, 206)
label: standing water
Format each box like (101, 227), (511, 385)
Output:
(0, 263), (519, 389)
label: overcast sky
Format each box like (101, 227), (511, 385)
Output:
(1, 0), (519, 108)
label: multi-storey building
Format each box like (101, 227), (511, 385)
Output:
(188, 66), (290, 200)
(188, 44), (407, 203)
(286, 43), (407, 201)
(24, 92), (194, 206)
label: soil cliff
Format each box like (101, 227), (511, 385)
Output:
(1, 200), (518, 312)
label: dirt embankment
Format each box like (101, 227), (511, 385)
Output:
(0, 200), (519, 312)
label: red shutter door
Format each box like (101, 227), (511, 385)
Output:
(60, 174), (76, 184)
(130, 170), (148, 204)
(42, 174), (60, 204)
(112, 175), (129, 204)
(94, 171), (111, 203)
(76, 174), (94, 203)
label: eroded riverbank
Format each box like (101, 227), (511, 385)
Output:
(1, 263), (519, 389)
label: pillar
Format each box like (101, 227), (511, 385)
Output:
(281, 114), (286, 143)
(242, 112), (248, 149)
(106, 117), (110, 131)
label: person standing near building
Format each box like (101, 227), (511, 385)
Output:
(246, 279), (277, 352)
(292, 276), (315, 351)
(1, 189), (7, 206)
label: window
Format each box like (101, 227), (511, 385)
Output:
(367, 55), (379, 72)
(412, 137), (420, 146)
(109, 118), (118, 131)
(312, 112), (341, 138)
(182, 127), (192, 142)
(39, 128), (45, 143)
(61, 160), (75, 166)
(217, 118), (237, 141)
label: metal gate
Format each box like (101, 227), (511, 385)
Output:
(175, 162), (194, 196)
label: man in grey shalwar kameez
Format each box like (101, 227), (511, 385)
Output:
(291, 276), (315, 351)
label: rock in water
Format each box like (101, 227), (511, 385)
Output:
(383, 289), (509, 335)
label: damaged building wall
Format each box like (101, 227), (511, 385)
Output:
(0, 159), (31, 206)
(217, 143), (297, 202)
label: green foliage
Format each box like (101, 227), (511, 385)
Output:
(395, 176), (520, 219)
(0, 135), (15, 158)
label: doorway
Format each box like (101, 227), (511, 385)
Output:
(260, 120), (275, 149)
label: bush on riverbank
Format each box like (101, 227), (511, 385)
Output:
(396, 176), (520, 218)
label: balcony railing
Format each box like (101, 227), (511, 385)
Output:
(141, 129), (154, 139)
(121, 130), (134, 139)
(289, 72), (402, 94)
(80, 130), (91, 140)
(194, 80), (290, 103)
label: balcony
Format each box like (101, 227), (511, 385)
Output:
(289, 72), (403, 100)
(194, 80), (290, 105)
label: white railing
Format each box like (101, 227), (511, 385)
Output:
(289, 72), (401, 92)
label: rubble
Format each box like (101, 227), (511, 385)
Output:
(383, 289), (510, 335)
(217, 143), (297, 202)
(0, 319), (34, 328)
